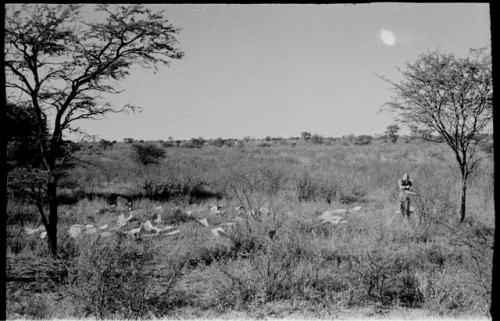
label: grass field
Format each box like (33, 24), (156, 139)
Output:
(6, 138), (494, 319)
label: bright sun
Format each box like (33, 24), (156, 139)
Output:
(380, 30), (396, 46)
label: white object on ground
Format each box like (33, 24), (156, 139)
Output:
(68, 225), (84, 238)
(127, 227), (141, 236)
(259, 207), (269, 215)
(211, 227), (227, 237)
(164, 229), (180, 236)
(154, 213), (162, 223)
(25, 226), (45, 235)
(321, 216), (345, 225)
(198, 218), (209, 227)
(98, 224), (108, 230)
(112, 213), (133, 230)
(157, 225), (175, 232)
(154, 206), (163, 211)
(142, 220), (156, 232)
(210, 205), (222, 214)
(85, 225), (97, 234)
(40, 231), (47, 239)
(319, 211), (345, 225)
(351, 206), (362, 212)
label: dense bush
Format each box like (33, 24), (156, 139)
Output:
(132, 142), (166, 166)
(67, 236), (188, 319)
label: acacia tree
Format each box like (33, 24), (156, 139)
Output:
(5, 4), (183, 255)
(383, 48), (492, 223)
(384, 124), (400, 143)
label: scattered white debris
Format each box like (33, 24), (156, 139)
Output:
(211, 227), (227, 238)
(25, 226), (45, 235)
(210, 205), (222, 214)
(68, 225), (84, 238)
(259, 207), (269, 215)
(112, 213), (133, 229)
(127, 227), (141, 236)
(85, 225), (97, 235)
(158, 225), (175, 232)
(319, 211), (345, 225)
(142, 220), (156, 232)
(198, 218), (209, 227)
(164, 229), (180, 236)
(320, 211), (333, 218)
(40, 231), (47, 239)
(320, 216), (345, 225)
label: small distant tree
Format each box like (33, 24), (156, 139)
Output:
(132, 143), (166, 166)
(98, 139), (114, 150)
(301, 131), (312, 141)
(189, 137), (205, 148)
(383, 48), (492, 222)
(311, 134), (323, 144)
(212, 137), (225, 148)
(354, 135), (373, 145)
(384, 124), (400, 143)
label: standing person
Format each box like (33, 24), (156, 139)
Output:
(399, 173), (413, 217)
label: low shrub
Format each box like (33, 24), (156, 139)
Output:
(295, 172), (319, 202)
(67, 235), (188, 319)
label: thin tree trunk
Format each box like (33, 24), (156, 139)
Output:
(47, 181), (58, 257)
(460, 172), (467, 223)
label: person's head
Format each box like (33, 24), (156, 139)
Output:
(403, 173), (410, 181)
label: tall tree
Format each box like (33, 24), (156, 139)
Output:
(382, 48), (492, 223)
(4, 4), (183, 255)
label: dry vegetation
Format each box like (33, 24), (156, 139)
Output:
(6, 138), (494, 319)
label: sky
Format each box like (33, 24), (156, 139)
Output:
(74, 3), (490, 141)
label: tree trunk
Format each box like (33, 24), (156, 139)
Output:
(460, 173), (467, 223)
(47, 181), (58, 257)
